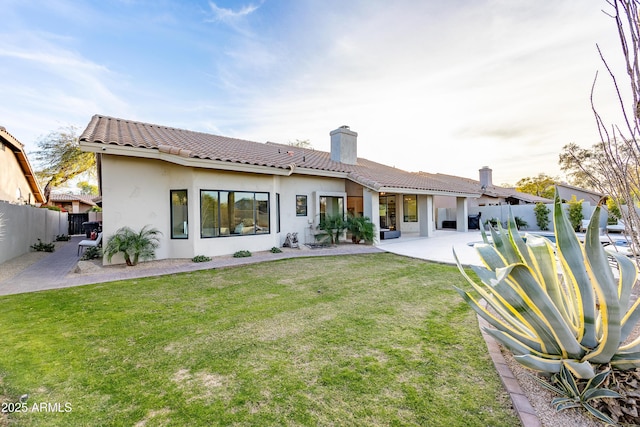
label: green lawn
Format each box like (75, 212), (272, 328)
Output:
(0, 253), (518, 426)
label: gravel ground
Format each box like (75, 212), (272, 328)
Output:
(502, 349), (601, 427)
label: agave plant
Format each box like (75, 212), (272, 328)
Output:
(454, 192), (640, 379)
(533, 365), (621, 424)
(104, 225), (162, 266)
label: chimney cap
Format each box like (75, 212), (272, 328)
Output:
(340, 125), (350, 129)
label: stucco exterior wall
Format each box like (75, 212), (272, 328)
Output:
(0, 201), (68, 264)
(0, 146), (36, 204)
(101, 155), (350, 262)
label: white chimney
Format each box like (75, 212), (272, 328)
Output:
(479, 166), (492, 188)
(330, 125), (357, 165)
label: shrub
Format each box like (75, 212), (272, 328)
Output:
(606, 198), (621, 225)
(192, 255), (212, 263)
(270, 247), (282, 253)
(233, 250), (251, 258)
(346, 215), (375, 244)
(103, 225), (162, 266)
(455, 191), (640, 380)
(81, 246), (102, 260)
(534, 202), (551, 231)
(485, 217), (499, 228)
(316, 213), (346, 245)
(30, 239), (55, 252)
(55, 234), (71, 241)
(567, 196), (584, 232)
(514, 216), (528, 230)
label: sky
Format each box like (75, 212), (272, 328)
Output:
(0, 0), (631, 185)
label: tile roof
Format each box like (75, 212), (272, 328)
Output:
(425, 172), (553, 203)
(79, 115), (480, 196)
(49, 193), (98, 206)
(0, 127), (45, 203)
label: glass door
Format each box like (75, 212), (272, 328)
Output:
(379, 195), (397, 230)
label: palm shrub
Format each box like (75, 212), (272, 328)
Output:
(346, 215), (375, 244)
(316, 213), (346, 245)
(454, 192), (640, 380)
(104, 225), (162, 266)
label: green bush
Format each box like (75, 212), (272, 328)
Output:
(30, 239), (55, 252)
(103, 225), (162, 266)
(81, 246), (102, 260)
(514, 216), (528, 230)
(606, 198), (621, 225)
(316, 213), (346, 245)
(233, 250), (252, 258)
(270, 247), (282, 253)
(567, 196), (584, 232)
(55, 234), (71, 241)
(192, 255), (212, 263)
(346, 215), (375, 244)
(534, 202), (551, 231)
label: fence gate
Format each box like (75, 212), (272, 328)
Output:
(68, 213), (89, 235)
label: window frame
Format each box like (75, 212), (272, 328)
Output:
(170, 189), (189, 239)
(200, 189), (271, 238)
(296, 195), (308, 216)
(403, 194), (418, 222)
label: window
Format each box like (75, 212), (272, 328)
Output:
(403, 195), (418, 222)
(276, 193), (281, 233)
(200, 190), (270, 237)
(296, 195), (307, 216)
(319, 195), (344, 222)
(171, 190), (188, 239)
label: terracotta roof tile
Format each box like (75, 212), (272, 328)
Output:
(80, 115), (480, 195)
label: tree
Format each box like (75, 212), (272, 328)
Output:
(33, 126), (96, 201)
(288, 139), (313, 149)
(559, 0), (640, 259)
(77, 180), (98, 195)
(515, 173), (557, 199)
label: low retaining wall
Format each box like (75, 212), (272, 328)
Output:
(0, 201), (68, 264)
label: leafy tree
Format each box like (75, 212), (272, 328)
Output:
(33, 126), (96, 201)
(515, 173), (557, 199)
(77, 180), (98, 195)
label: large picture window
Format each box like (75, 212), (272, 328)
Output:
(403, 195), (418, 222)
(171, 190), (188, 239)
(201, 190), (270, 237)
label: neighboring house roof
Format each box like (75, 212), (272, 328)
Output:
(79, 115), (480, 197)
(49, 193), (98, 206)
(0, 126), (45, 204)
(423, 172), (553, 204)
(555, 182), (605, 205)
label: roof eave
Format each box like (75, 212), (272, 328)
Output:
(80, 142), (296, 176)
(1, 129), (45, 203)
